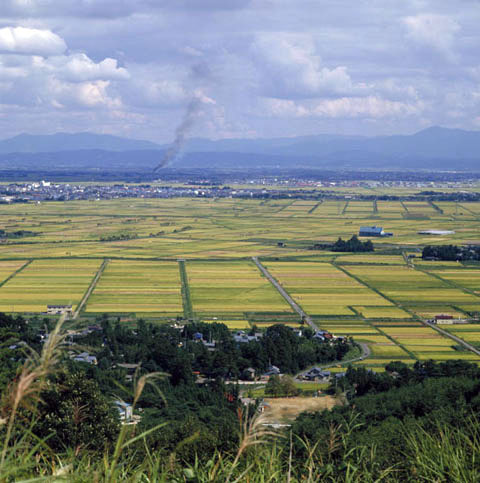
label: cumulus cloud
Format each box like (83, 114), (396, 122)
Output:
(0, 1), (479, 139)
(252, 32), (355, 99)
(0, 27), (128, 111)
(54, 54), (129, 82)
(260, 96), (424, 119)
(0, 26), (66, 56)
(402, 14), (460, 59)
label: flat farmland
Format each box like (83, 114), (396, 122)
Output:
(346, 265), (479, 308)
(0, 260), (28, 284)
(264, 261), (393, 316)
(203, 319), (251, 329)
(430, 269), (480, 293)
(86, 260), (182, 315)
(0, 259), (101, 312)
(0, 196), (479, 336)
(187, 260), (292, 317)
(354, 306), (412, 319)
(379, 325), (480, 361)
(336, 254), (406, 265)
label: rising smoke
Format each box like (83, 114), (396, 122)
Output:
(154, 62), (215, 172)
(153, 96), (202, 171)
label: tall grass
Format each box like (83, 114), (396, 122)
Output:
(0, 321), (479, 481)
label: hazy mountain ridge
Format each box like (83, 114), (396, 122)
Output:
(0, 127), (479, 171)
(0, 132), (161, 154)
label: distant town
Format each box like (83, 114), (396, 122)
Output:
(1, 178), (480, 203)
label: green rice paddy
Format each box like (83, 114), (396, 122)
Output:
(1, 195), (480, 368)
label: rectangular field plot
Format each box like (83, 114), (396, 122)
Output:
(370, 344), (410, 357)
(347, 266), (479, 307)
(402, 202), (437, 214)
(320, 325), (379, 335)
(86, 260), (182, 315)
(310, 200), (348, 217)
(445, 329), (480, 344)
(187, 261), (292, 316)
(0, 260), (28, 283)
(433, 269), (480, 293)
(354, 306), (412, 319)
(277, 201), (319, 216)
(456, 305), (480, 315)
(345, 201), (373, 215)
(0, 259), (101, 312)
(336, 254), (406, 265)
(264, 262), (393, 316)
(378, 325), (479, 361)
(411, 306), (466, 319)
(203, 319), (251, 329)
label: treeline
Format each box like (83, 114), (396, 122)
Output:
(313, 235), (374, 252)
(423, 244), (480, 261)
(0, 229), (37, 238)
(2, 310), (480, 480)
(292, 360), (480, 480)
(0, 313), (350, 464)
(99, 232), (138, 242)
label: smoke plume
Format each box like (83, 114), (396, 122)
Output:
(153, 96), (202, 171)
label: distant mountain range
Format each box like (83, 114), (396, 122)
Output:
(0, 127), (479, 171)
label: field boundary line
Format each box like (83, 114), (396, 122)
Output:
(458, 203), (478, 218)
(422, 320), (480, 357)
(73, 258), (109, 319)
(0, 260), (32, 289)
(178, 259), (193, 319)
(332, 262), (400, 309)
(418, 267), (480, 301)
(339, 262), (480, 358)
(428, 200), (443, 214)
(252, 257), (318, 331)
(402, 251), (414, 268)
(373, 326), (418, 361)
(275, 200), (297, 213)
(308, 200), (323, 214)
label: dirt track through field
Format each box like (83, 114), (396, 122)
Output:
(252, 257), (318, 331)
(74, 259), (109, 319)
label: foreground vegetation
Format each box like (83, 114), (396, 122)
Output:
(1, 312), (479, 481)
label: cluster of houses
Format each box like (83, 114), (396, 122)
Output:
(46, 304), (73, 316)
(299, 367), (346, 382)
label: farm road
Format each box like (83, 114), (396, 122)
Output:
(295, 343), (371, 381)
(252, 257), (318, 332)
(424, 321), (480, 357)
(73, 258), (109, 319)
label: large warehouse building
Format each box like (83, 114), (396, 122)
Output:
(358, 226), (393, 237)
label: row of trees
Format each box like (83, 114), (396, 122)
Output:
(312, 235), (374, 252)
(423, 244), (480, 261)
(0, 313), (351, 461)
(292, 360), (480, 477)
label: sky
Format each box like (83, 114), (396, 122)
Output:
(0, 0), (479, 142)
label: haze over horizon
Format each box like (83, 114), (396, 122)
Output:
(0, 1), (479, 143)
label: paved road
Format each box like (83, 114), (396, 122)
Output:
(73, 259), (109, 319)
(295, 342), (371, 380)
(253, 258), (373, 372)
(424, 321), (480, 357)
(252, 257), (318, 332)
